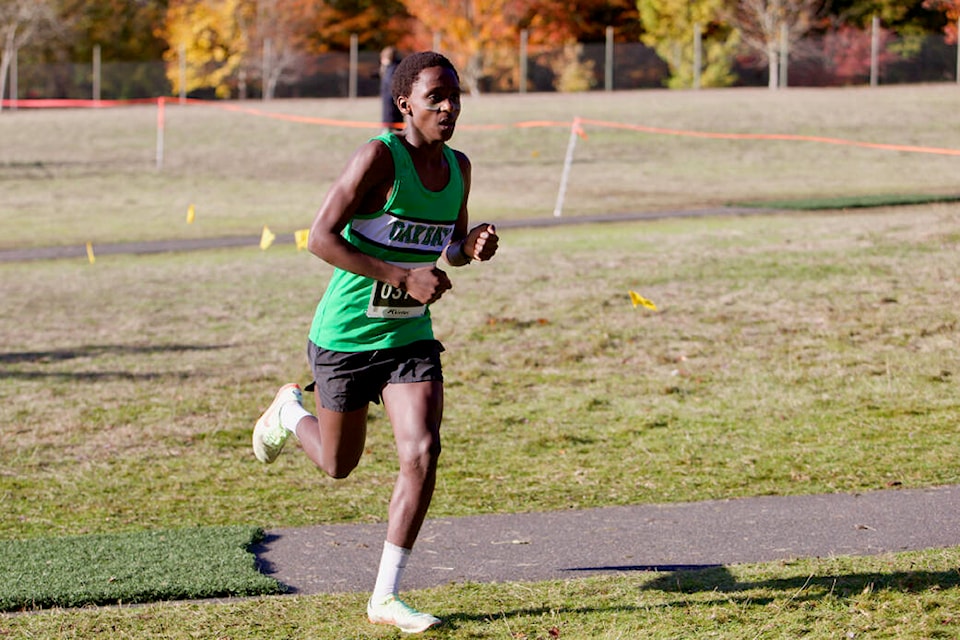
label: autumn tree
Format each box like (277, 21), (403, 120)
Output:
(161, 0), (419, 99)
(923, 0), (960, 44)
(731, 0), (825, 89)
(830, 0), (947, 33)
(305, 0), (416, 53)
(248, 0), (319, 99)
(638, 0), (739, 88)
(0, 0), (58, 110)
(821, 22), (897, 83)
(161, 0), (251, 98)
(504, 0), (640, 91)
(522, 0), (643, 43)
(59, 0), (169, 62)
(38, 0), (170, 98)
(401, 0), (534, 93)
(822, 0), (945, 61)
(254, 0), (418, 98)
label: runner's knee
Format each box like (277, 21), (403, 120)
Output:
(322, 448), (364, 479)
(397, 433), (440, 478)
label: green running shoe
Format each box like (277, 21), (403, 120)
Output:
(252, 383), (300, 463)
(367, 595), (441, 634)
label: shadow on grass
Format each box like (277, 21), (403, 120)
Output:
(434, 565), (960, 631)
(639, 564), (960, 598)
(0, 344), (232, 382)
(0, 343), (230, 365)
(3, 370), (199, 382)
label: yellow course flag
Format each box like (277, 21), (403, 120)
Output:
(186, 204), (195, 224)
(85, 242), (96, 264)
(294, 228), (309, 251)
(259, 225), (276, 250)
(629, 290), (657, 310)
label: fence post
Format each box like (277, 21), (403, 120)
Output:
(10, 47), (17, 111)
(519, 29), (528, 94)
(93, 44), (101, 102)
(262, 38), (272, 100)
(779, 23), (789, 88)
(178, 43), (186, 103)
(693, 23), (702, 89)
(349, 34), (358, 99)
(605, 26), (614, 91)
(156, 98), (165, 171)
(870, 15), (880, 87)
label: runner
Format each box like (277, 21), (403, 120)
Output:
(379, 46), (404, 133)
(252, 51), (498, 634)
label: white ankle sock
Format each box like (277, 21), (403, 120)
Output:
(279, 401), (311, 435)
(372, 541), (410, 601)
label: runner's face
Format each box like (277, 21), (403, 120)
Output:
(405, 66), (461, 142)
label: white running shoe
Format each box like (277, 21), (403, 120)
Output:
(367, 595), (441, 634)
(252, 383), (301, 463)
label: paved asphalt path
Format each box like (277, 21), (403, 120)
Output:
(7, 208), (959, 595)
(253, 484), (960, 595)
(0, 208), (767, 263)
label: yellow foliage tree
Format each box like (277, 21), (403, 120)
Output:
(161, 0), (251, 98)
(638, 0), (739, 89)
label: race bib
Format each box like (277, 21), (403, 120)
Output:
(366, 281), (426, 319)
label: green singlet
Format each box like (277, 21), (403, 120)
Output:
(308, 133), (464, 352)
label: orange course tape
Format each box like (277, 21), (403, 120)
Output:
(4, 97), (959, 157)
(578, 117), (960, 157)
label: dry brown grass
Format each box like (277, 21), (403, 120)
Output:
(1, 84), (959, 249)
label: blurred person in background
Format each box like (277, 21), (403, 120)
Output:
(380, 46), (404, 133)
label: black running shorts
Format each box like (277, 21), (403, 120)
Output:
(306, 339), (444, 412)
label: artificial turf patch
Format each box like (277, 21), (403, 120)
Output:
(0, 526), (284, 611)
(734, 193), (960, 211)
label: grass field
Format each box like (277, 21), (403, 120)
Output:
(1, 84), (959, 249)
(1, 84), (959, 637)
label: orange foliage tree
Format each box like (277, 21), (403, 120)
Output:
(923, 0), (960, 44)
(305, 0), (416, 53)
(399, 0), (638, 92)
(521, 0), (642, 43)
(400, 0), (535, 93)
(519, 0), (642, 91)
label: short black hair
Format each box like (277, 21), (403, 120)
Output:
(391, 51), (459, 101)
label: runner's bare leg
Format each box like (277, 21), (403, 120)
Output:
(381, 380), (443, 548)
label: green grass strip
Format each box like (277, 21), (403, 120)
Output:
(0, 526), (284, 612)
(734, 192), (960, 211)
